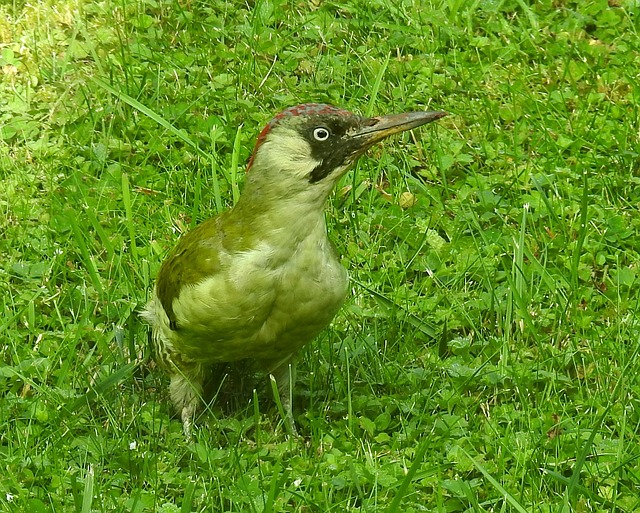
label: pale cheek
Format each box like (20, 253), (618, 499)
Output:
(262, 134), (321, 180)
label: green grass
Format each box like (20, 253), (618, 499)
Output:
(1, 0), (640, 511)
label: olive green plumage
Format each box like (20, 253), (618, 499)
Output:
(141, 104), (446, 436)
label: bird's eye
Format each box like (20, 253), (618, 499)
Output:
(313, 127), (330, 141)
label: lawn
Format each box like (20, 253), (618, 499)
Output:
(1, 0), (639, 511)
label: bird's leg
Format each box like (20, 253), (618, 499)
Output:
(265, 357), (298, 435)
(168, 361), (206, 438)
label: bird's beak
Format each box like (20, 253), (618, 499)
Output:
(353, 110), (447, 150)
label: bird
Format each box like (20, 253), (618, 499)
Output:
(141, 103), (446, 436)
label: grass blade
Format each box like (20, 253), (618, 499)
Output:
(366, 53), (390, 117)
(64, 361), (139, 414)
(543, 470), (624, 511)
(121, 172), (139, 263)
(351, 277), (436, 339)
(181, 480), (196, 513)
(92, 77), (231, 185)
(81, 464), (94, 513)
(385, 435), (431, 513)
(92, 78), (203, 157)
(230, 124), (243, 205)
(67, 210), (105, 297)
(460, 448), (529, 513)
(571, 167), (589, 292)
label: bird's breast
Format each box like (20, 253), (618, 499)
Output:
(168, 233), (348, 362)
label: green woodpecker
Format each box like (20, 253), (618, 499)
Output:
(141, 103), (446, 435)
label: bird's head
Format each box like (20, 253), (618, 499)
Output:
(243, 103), (446, 200)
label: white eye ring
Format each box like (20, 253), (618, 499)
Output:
(313, 127), (330, 141)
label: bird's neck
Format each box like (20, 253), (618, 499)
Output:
(230, 181), (332, 248)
